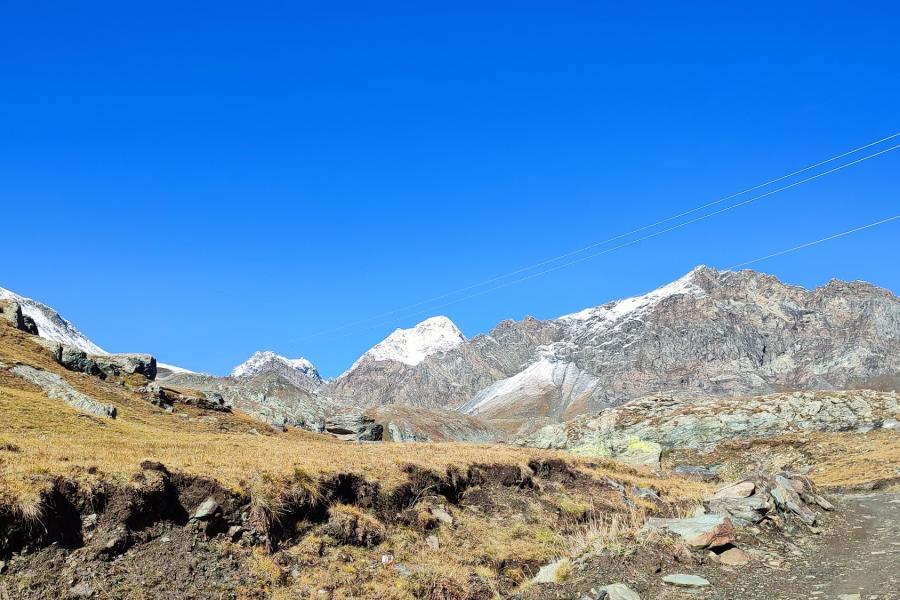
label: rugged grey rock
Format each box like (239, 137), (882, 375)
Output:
(521, 389), (900, 455)
(324, 410), (383, 441)
(326, 267), (900, 429)
(0, 300), (37, 334)
(328, 315), (562, 410)
(161, 370), (336, 431)
(93, 353), (157, 380)
(9, 364), (117, 418)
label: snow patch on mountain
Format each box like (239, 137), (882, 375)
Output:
(347, 316), (466, 372)
(558, 265), (706, 332)
(0, 285), (106, 354)
(461, 358), (598, 417)
(231, 350), (322, 383)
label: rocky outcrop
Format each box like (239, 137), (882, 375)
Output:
(145, 383), (231, 413)
(704, 472), (832, 527)
(161, 370), (337, 431)
(324, 411), (383, 441)
(521, 390), (900, 454)
(0, 300), (38, 335)
(9, 364), (116, 418)
(93, 353), (157, 380)
(53, 343), (157, 381)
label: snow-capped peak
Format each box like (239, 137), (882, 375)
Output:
(231, 350), (321, 382)
(349, 316), (466, 371)
(0, 285), (106, 355)
(557, 265), (708, 327)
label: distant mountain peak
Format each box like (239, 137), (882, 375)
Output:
(231, 350), (322, 387)
(558, 265), (709, 327)
(348, 316), (466, 372)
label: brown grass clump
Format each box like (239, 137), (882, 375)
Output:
(324, 504), (385, 547)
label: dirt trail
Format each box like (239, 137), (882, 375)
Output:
(688, 492), (900, 600)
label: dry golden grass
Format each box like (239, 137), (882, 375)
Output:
(0, 324), (706, 513)
(667, 429), (900, 491)
(0, 323), (715, 598)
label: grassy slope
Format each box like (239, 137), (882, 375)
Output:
(0, 323), (711, 598)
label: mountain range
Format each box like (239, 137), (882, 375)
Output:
(4, 265), (899, 438)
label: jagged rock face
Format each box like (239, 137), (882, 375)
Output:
(230, 351), (323, 391)
(331, 267), (900, 427)
(328, 316), (563, 409)
(548, 267), (900, 406)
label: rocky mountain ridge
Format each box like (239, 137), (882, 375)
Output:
(328, 266), (900, 431)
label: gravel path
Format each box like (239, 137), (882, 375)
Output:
(667, 492), (900, 600)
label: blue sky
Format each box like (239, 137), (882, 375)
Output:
(2, 2), (898, 377)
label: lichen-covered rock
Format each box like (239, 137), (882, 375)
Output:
(569, 434), (662, 467)
(324, 411), (383, 441)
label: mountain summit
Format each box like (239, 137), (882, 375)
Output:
(231, 350), (323, 389)
(346, 315), (466, 372)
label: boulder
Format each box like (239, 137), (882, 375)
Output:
(430, 506), (454, 527)
(716, 546), (750, 566)
(59, 345), (103, 377)
(20, 315), (39, 335)
(644, 514), (735, 549)
(190, 497), (221, 521)
(0, 300), (36, 334)
(712, 480), (755, 499)
(93, 354), (157, 380)
(532, 558), (570, 584)
(662, 574), (710, 588)
(325, 411), (384, 442)
(31, 336), (63, 362)
(771, 475), (817, 526)
(705, 494), (770, 525)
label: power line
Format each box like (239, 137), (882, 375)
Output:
(723, 214), (900, 272)
(293, 132), (900, 342)
(303, 141), (900, 344)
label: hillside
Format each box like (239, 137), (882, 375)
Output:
(0, 318), (712, 598)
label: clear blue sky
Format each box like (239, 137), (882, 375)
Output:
(2, 2), (898, 377)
